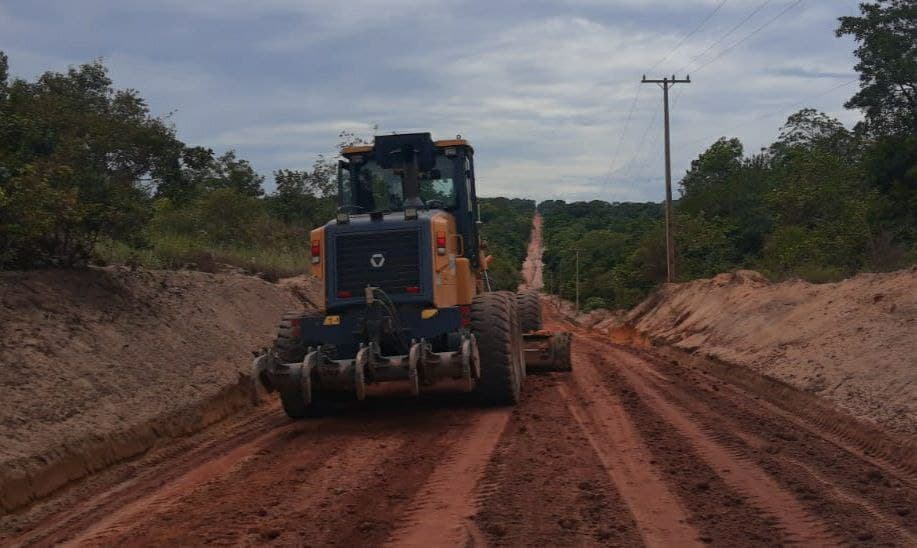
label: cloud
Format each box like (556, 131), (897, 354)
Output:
(3, 0), (864, 200)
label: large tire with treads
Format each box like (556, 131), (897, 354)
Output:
(272, 312), (323, 419)
(471, 292), (521, 405)
(280, 384), (310, 419)
(274, 311), (319, 362)
(496, 290), (526, 384)
(516, 290), (543, 332)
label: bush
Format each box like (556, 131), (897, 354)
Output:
(583, 297), (607, 312)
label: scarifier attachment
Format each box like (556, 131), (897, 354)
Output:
(522, 330), (572, 372)
(251, 334), (481, 411)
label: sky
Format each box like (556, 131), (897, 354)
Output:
(1, 0), (865, 202)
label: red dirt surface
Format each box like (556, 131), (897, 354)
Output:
(2, 220), (914, 546)
(518, 213), (544, 292)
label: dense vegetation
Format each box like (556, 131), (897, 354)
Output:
(542, 1), (916, 310)
(0, 49), (537, 282)
(479, 197), (536, 290)
(0, 50), (360, 277)
(539, 201), (664, 310)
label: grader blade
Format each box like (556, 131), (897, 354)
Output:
(522, 330), (572, 372)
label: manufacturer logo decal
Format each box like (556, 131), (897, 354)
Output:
(370, 253), (385, 268)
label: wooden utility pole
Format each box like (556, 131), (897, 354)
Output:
(642, 74), (690, 283)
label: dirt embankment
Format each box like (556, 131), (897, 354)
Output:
(615, 268), (917, 434)
(0, 267), (308, 513)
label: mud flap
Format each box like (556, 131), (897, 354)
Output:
(301, 351), (318, 406)
(461, 335), (481, 392)
(250, 354), (274, 405)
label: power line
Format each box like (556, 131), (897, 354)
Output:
(599, 84), (644, 191)
(677, 0), (774, 74)
(682, 77), (858, 149)
(648, 0), (730, 72)
(600, 0), (732, 194)
(692, 0), (806, 74)
(619, 108), (660, 183)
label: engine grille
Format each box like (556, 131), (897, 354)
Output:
(334, 229), (422, 294)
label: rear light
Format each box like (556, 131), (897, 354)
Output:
(436, 231), (446, 255)
(290, 317), (302, 337)
(310, 239), (321, 264)
(459, 305), (471, 327)
(337, 290), (352, 298)
(405, 286), (421, 294)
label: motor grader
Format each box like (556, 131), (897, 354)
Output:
(253, 132), (571, 418)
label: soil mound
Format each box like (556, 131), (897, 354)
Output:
(0, 267), (302, 513)
(621, 268), (917, 434)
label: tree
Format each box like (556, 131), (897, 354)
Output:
(678, 137), (745, 215)
(837, 1), (917, 135)
(210, 150), (264, 197)
(0, 54), (183, 267)
(770, 109), (858, 164)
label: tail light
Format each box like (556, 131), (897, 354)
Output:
(405, 286), (421, 294)
(436, 231), (446, 255)
(310, 239), (321, 264)
(337, 290), (352, 298)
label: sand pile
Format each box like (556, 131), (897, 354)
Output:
(621, 268), (917, 434)
(0, 267), (303, 512)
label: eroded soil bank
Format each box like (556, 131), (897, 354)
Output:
(613, 268), (917, 434)
(0, 267), (304, 513)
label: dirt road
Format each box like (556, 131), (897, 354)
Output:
(519, 213), (544, 292)
(2, 222), (914, 546)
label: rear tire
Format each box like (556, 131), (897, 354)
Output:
(471, 292), (521, 405)
(280, 386), (310, 418)
(274, 313), (325, 419)
(274, 311), (320, 362)
(496, 291), (526, 384)
(516, 290), (543, 332)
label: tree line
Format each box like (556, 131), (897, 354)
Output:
(541, 1), (916, 311)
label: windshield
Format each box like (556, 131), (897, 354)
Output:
(343, 154), (457, 212)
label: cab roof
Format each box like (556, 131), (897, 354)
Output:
(342, 138), (472, 156)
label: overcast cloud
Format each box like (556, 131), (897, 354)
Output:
(1, 0), (863, 202)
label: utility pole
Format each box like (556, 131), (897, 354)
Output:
(575, 249), (580, 313)
(642, 74), (690, 283)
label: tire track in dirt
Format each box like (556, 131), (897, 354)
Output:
(73, 400), (510, 547)
(4, 395), (525, 547)
(558, 343), (701, 547)
(474, 376), (643, 546)
(385, 408), (511, 547)
(621, 344), (917, 545)
(2, 406), (294, 546)
(594, 340), (839, 546)
(562, 305), (917, 547)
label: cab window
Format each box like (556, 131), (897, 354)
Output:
(419, 156), (457, 209)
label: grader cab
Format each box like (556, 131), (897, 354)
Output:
(252, 132), (571, 418)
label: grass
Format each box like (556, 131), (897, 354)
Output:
(96, 234), (311, 281)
